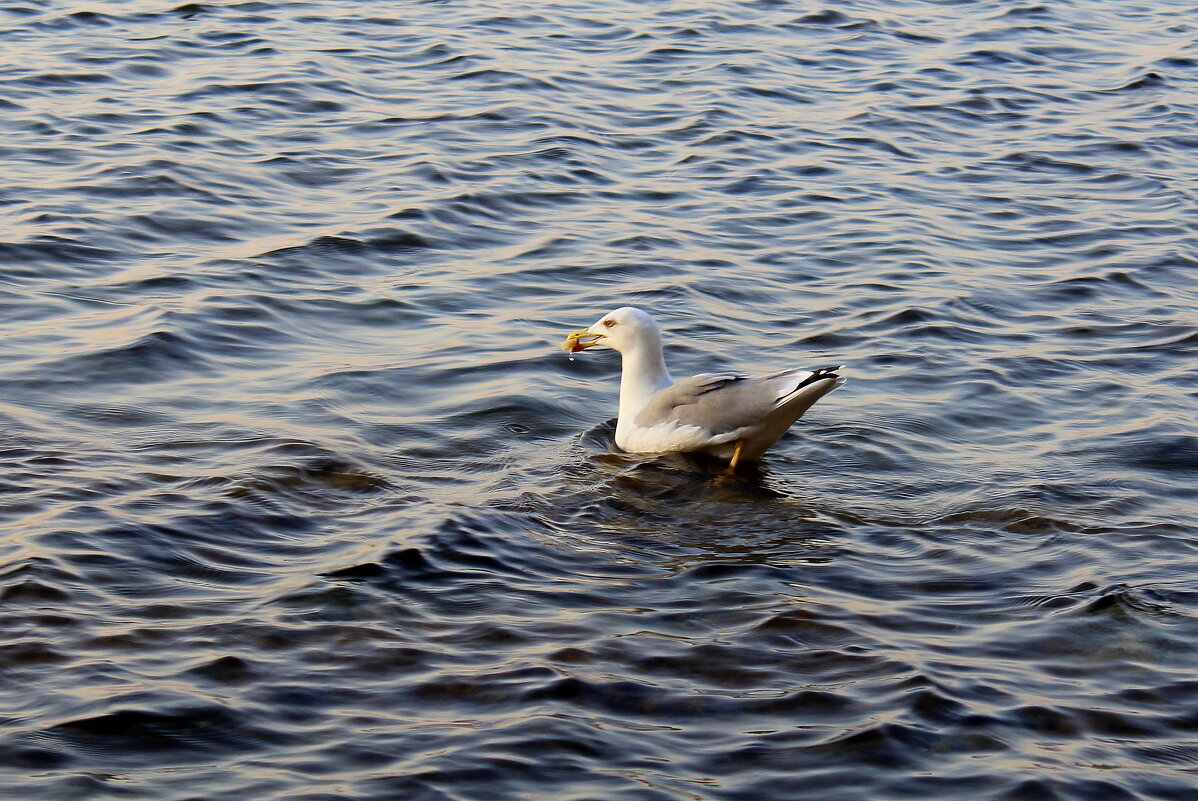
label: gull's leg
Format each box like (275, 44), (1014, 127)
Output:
(728, 439), (745, 472)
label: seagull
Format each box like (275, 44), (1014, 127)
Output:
(561, 307), (844, 469)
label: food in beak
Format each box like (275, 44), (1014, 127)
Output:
(561, 329), (602, 353)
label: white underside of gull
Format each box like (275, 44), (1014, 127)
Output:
(615, 419), (740, 455)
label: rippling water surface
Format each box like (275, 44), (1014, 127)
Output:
(2, 1), (1198, 798)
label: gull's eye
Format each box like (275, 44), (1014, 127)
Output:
(604, 319), (616, 328)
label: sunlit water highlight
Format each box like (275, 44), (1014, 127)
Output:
(2, 1), (1197, 799)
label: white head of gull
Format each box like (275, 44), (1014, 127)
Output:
(562, 306), (844, 469)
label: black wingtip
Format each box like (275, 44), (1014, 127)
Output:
(795, 365), (842, 389)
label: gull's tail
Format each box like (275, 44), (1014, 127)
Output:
(774, 365), (845, 410)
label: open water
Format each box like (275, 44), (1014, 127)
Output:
(2, 1), (1197, 799)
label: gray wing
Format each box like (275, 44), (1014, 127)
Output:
(634, 367), (841, 436)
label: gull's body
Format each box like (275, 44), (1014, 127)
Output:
(563, 307), (844, 467)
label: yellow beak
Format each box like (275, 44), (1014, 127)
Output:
(561, 328), (603, 353)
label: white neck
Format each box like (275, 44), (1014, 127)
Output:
(617, 334), (672, 423)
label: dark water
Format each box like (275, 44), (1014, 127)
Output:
(2, 0), (1197, 798)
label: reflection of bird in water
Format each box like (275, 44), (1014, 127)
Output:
(562, 307), (844, 470)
